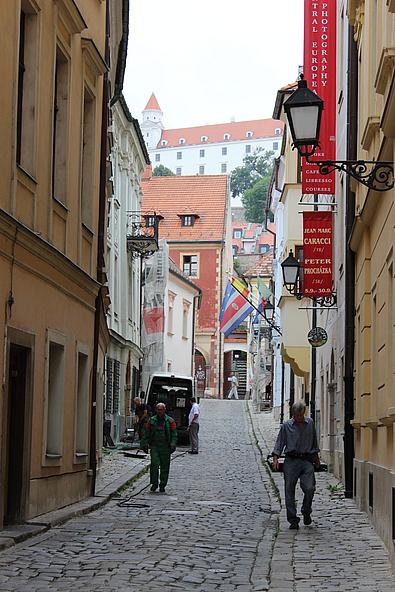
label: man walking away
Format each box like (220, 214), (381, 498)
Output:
(141, 403), (177, 493)
(272, 400), (320, 529)
(188, 397), (200, 454)
(227, 374), (239, 399)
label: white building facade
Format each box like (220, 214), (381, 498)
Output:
(105, 96), (150, 443)
(141, 94), (283, 177)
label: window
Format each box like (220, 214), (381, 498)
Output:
(182, 215), (194, 227)
(183, 301), (190, 338)
(147, 215), (156, 227)
(221, 163), (227, 173)
(232, 246), (238, 256)
(200, 149), (205, 158)
(199, 165), (205, 175)
(16, 4), (38, 173)
(112, 359), (120, 413)
(161, 140), (168, 146)
(179, 138), (185, 144)
(177, 151), (182, 160)
(245, 144), (251, 154)
(260, 244), (270, 254)
(224, 133), (230, 140)
(176, 167), (182, 175)
(246, 131), (253, 138)
(105, 358), (113, 413)
(81, 87), (95, 226)
(233, 229), (242, 239)
(222, 147), (227, 156)
(75, 349), (89, 455)
(368, 472), (374, 510)
(183, 255), (198, 276)
(168, 292), (175, 334)
(275, 127), (282, 136)
(201, 135), (208, 142)
(273, 142), (279, 151)
(52, 48), (70, 204)
(155, 153), (160, 162)
(45, 335), (65, 458)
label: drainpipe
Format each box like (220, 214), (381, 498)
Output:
(310, 194), (318, 423)
(280, 359), (285, 424)
(343, 24), (357, 499)
(90, 0), (110, 497)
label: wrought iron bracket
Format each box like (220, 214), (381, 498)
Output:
(305, 157), (394, 192)
(286, 287), (337, 308)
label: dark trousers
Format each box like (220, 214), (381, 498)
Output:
(283, 457), (316, 524)
(150, 446), (171, 488)
(189, 422), (199, 452)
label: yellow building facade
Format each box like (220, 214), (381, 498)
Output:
(348, 0), (395, 565)
(0, 0), (107, 525)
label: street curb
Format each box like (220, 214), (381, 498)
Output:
(246, 402), (281, 592)
(0, 462), (150, 553)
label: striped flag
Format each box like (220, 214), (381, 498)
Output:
(219, 282), (254, 337)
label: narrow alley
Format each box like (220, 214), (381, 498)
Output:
(0, 400), (393, 592)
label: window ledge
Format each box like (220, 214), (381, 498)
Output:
(46, 453), (62, 459)
(75, 452), (88, 457)
(52, 195), (69, 213)
(17, 164), (37, 186)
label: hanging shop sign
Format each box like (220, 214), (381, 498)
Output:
(307, 327), (328, 348)
(303, 211), (333, 296)
(302, 0), (337, 194)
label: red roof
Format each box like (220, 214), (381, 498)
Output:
(243, 251), (274, 277)
(157, 119), (283, 148)
(144, 93), (162, 111)
(142, 175), (228, 242)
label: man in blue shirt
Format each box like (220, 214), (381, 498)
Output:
(272, 400), (320, 529)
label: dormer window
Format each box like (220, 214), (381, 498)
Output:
(201, 135), (208, 142)
(178, 213), (199, 227)
(224, 133), (230, 140)
(179, 138), (186, 145)
(146, 216), (156, 227)
(246, 131), (253, 138)
(161, 139), (168, 146)
(275, 127), (282, 136)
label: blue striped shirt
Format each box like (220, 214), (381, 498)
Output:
(272, 417), (319, 457)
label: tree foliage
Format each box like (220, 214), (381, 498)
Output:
(229, 148), (274, 223)
(152, 164), (175, 177)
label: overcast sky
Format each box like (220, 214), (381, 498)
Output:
(123, 0), (304, 129)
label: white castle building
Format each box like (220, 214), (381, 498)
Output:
(140, 93), (283, 177)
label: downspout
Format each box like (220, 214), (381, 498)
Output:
(344, 24), (357, 499)
(280, 359), (285, 424)
(90, 0), (110, 497)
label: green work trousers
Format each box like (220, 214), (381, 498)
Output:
(150, 446), (171, 488)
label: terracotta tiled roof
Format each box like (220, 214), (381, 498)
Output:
(280, 81), (298, 91)
(141, 175), (229, 242)
(157, 119), (283, 149)
(144, 93), (162, 111)
(243, 251), (274, 277)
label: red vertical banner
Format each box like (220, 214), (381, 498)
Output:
(303, 211), (333, 296)
(302, 0), (336, 195)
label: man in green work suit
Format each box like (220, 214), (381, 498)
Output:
(141, 402), (177, 493)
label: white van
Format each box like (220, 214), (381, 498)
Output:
(144, 373), (196, 444)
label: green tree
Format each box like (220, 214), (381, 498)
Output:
(152, 164), (175, 177)
(229, 148), (274, 223)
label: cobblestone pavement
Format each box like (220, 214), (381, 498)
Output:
(0, 401), (276, 591)
(249, 404), (395, 592)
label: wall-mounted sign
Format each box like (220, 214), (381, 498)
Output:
(303, 211), (333, 296)
(308, 327), (328, 348)
(302, 0), (337, 194)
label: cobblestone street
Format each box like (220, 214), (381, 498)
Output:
(0, 400), (393, 591)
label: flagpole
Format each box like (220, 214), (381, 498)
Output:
(231, 281), (282, 336)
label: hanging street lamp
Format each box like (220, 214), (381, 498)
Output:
(283, 76), (394, 192)
(280, 250), (302, 297)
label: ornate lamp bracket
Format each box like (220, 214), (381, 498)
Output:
(306, 158), (394, 192)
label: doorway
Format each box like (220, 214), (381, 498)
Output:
(4, 343), (30, 524)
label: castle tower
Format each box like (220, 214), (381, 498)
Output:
(140, 93), (164, 150)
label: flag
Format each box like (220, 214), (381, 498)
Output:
(231, 276), (249, 297)
(220, 283), (254, 337)
(252, 280), (272, 324)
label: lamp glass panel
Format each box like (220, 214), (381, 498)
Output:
(265, 305), (274, 321)
(282, 264), (299, 285)
(289, 105), (319, 141)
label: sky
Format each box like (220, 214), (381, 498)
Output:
(123, 0), (304, 130)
